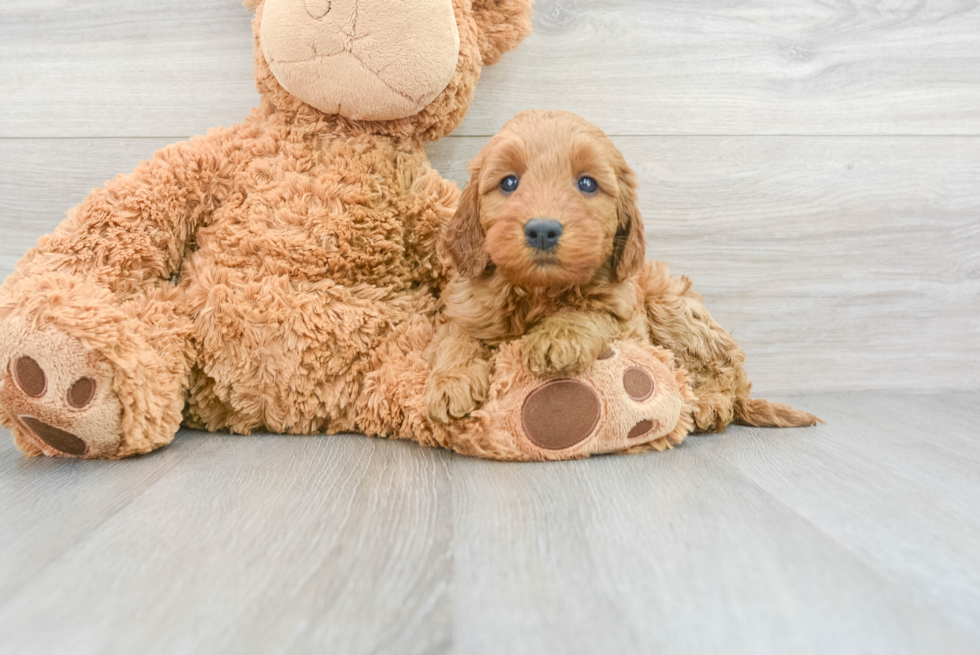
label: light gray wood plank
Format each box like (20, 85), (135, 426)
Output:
(462, 0), (980, 137)
(448, 426), (980, 654)
(0, 432), (453, 655)
(0, 394), (979, 654)
(935, 392), (980, 423)
(702, 392), (980, 640)
(0, 427), (215, 601)
(0, 0), (259, 139)
(428, 136), (980, 394)
(2, 1), (980, 138)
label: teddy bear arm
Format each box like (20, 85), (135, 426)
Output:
(0, 128), (243, 459)
(17, 129), (242, 296)
(401, 168), (460, 288)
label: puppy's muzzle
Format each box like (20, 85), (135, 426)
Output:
(524, 218), (563, 251)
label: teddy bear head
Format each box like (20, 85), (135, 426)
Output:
(247, 0), (533, 140)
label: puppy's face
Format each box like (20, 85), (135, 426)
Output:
(445, 110), (646, 288)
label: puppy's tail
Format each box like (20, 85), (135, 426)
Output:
(734, 397), (822, 428)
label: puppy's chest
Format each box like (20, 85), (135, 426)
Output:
(458, 295), (587, 343)
(451, 281), (645, 344)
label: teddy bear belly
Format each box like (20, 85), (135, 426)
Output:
(190, 202), (419, 289)
(176, 136), (451, 433)
(181, 254), (440, 435)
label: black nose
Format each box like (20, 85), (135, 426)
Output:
(524, 219), (563, 251)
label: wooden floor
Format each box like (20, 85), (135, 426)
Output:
(1, 1), (979, 653)
(0, 393), (977, 654)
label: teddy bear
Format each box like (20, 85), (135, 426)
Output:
(0, 0), (818, 462)
(0, 0), (711, 461)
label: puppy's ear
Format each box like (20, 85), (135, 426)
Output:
(611, 161), (647, 282)
(444, 161), (490, 278)
(471, 0), (534, 66)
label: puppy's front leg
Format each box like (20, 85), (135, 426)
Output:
(426, 322), (492, 423)
(522, 312), (623, 377)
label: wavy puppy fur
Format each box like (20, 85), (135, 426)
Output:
(428, 110), (651, 422)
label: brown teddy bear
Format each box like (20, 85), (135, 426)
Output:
(0, 0), (814, 461)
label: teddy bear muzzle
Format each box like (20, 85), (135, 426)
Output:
(260, 0), (461, 120)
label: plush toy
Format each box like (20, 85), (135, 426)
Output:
(0, 0), (815, 461)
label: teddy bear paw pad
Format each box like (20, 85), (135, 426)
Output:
(0, 327), (123, 458)
(521, 379), (601, 450)
(627, 419), (657, 440)
(623, 366), (655, 401)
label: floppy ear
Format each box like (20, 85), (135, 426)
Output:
(471, 0), (534, 66)
(611, 162), (647, 282)
(444, 160), (490, 278)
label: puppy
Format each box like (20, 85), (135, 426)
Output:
(426, 110), (648, 423)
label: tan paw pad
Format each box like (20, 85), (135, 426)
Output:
(521, 379), (601, 451)
(19, 416), (87, 457)
(0, 325), (123, 458)
(14, 356), (47, 398)
(623, 367), (655, 401)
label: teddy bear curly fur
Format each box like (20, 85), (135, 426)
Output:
(0, 0), (816, 461)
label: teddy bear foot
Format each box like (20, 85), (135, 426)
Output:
(0, 274), (192, 460)
(456, 339), (695, 461)
(0, 324), (123, 459)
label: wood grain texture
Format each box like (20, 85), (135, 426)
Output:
(0, 433), (454, 655)
(709, 393), (980, 641)
(2, 0), (980, 137)
(0, 393), (978, 654)
(450, 395), (980, 654)
(0, 0), (259, 139)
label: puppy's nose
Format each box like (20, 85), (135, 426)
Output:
(524, 219), (563, 251)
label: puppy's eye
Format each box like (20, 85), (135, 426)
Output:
(577, 176), (599, 194)
(499, 175), (520, 194)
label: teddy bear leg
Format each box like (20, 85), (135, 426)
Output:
(448, 339), (696, 461)
(0, 275), (193, 459)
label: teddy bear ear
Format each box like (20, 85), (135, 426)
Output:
(242, 0), (261, 10)
(471, 0), (534, 66)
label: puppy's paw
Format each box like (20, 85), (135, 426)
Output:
(425, 359), (492, 423)
(522, 330), (605, 377)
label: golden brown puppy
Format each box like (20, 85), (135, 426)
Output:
(427, 109), (820, 432)
(427, 110), (649, 422)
